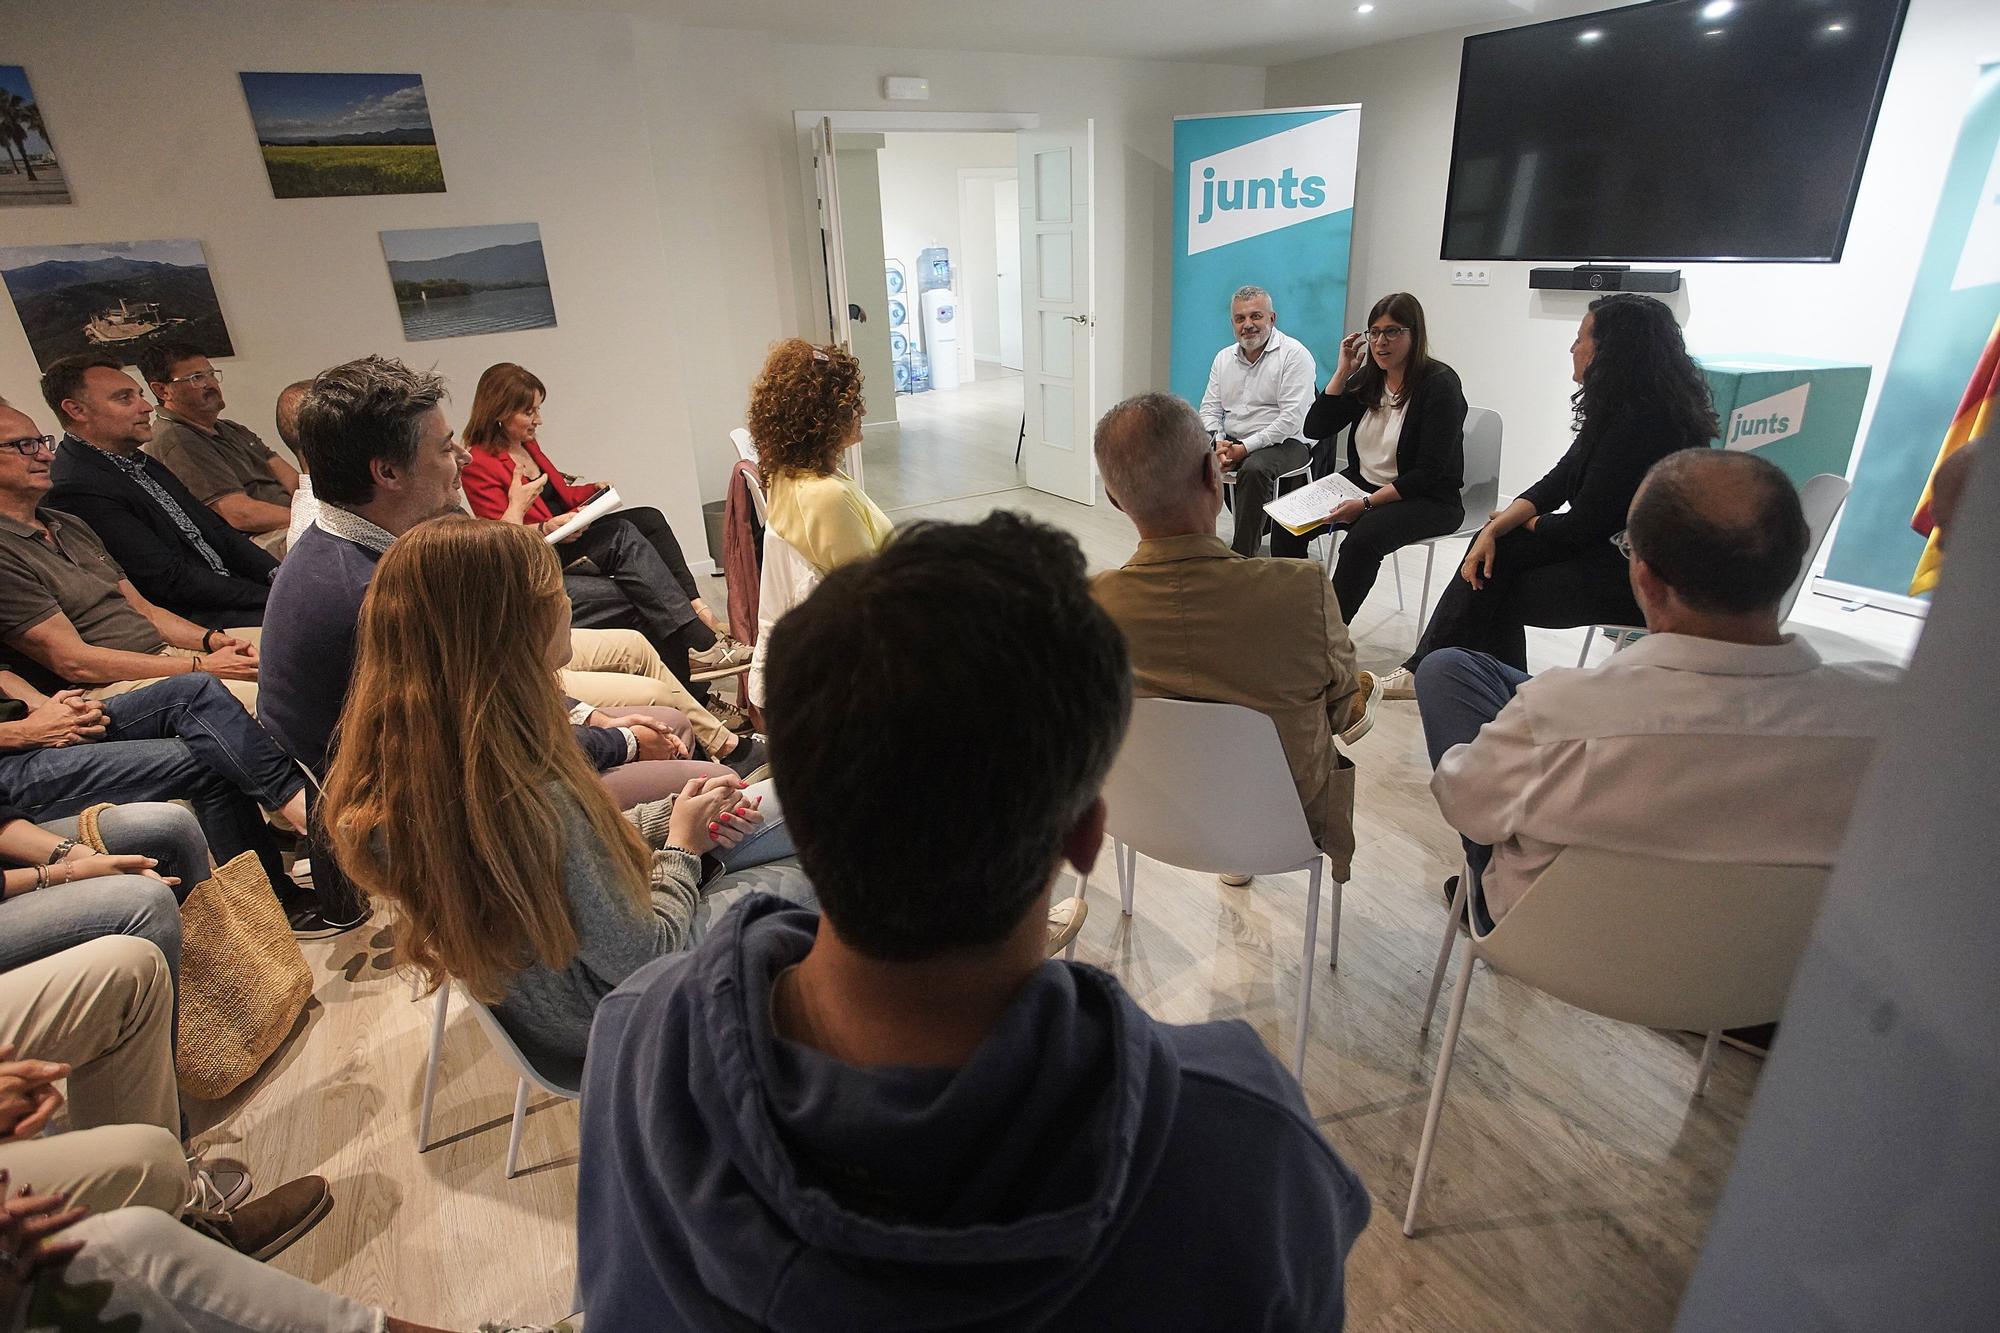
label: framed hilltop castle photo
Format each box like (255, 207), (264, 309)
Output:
(0, 239), (235, 372)
(239, 71), (445, 198)
(0, 65), (69, 207)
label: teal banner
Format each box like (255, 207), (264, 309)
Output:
(1825, 60), (2000, 598)
(1170, 106), (1361, 410)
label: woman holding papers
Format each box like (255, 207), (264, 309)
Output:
(460, 362), (748, 689)
(1304, 292), (1469, 621)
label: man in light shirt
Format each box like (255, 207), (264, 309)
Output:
(1198, 285), (1318, 557)
(1420, 448), (1898, 931)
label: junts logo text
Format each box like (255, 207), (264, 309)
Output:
(1186, 112), (1358, 256)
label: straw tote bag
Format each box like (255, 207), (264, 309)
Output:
(77, 804), (313, 1099)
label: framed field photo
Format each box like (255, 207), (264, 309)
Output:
(239, 71), (446, 198)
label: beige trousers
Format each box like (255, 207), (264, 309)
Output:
(87, 626), (263, 714)
(560, 627), (732, 757)
(0, 936), (187, 1214)
(248, 527), (289, 558)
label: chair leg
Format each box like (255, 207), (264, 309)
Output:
(1292, 861), (1323, 1080)
(1404, 943), (1477, 1237)
(504, 1077), (530, 1179)
(1418, 543), (1436, 630)
(1420, 866), (1472, 1035)
(1117, 839), (1136, 916)
(1064, 867), (1089, 962)
(416, 984), (450, 1151)
(1576, 626), (1598, 668)
(1326, 875), (1344, 972)
(1392, 548), (1406, 609)
(1695, 1030), (1720, 1098)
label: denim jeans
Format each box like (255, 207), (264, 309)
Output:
(0, 807), (192, 1002)
(1414, 647), (1530, 934)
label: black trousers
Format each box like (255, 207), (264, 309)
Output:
(1324, 466), (1463, 623)
(561, 518), (716, 690)
(1404, 525), (1641, 673)
(1229, 438), (1314, 557)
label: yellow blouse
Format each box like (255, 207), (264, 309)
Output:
(765, 469), (893, 575)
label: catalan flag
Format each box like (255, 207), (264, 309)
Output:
(1910, 313), (2000, 595)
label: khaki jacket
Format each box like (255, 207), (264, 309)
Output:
(1093, 534), (1360, 878)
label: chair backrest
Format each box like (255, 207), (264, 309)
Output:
(462, 986), (584, 1097)
(740, 461), (769, 525)
(1778, 472), (1852, 621)
(1477, 846), (1831, 1033)
(730, 427), (758, 466)
(1100, 698), (1320, 875)
(1459, 405), (1503, 521)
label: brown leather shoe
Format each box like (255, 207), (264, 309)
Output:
(188, 1175), (333, 1261)
(1340, 670), (1383, 744)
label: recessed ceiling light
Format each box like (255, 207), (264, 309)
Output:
(1356, 3), (1374, 12)
(1704, 28), (1725, 37)
(1826, 22), (1847, 33)
(1578, 29), (1603, 43)
(1700, 0), (1735, 19)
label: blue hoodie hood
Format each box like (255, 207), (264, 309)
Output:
(578, 894), (1368, 1331)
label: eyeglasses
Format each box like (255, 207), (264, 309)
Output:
(165, 369), (222, 387)
(1364, 326), (1410, 342)
(1609, 530), (1634, 560)
(0, 435), (56, 457)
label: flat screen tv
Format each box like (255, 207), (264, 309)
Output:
(1440, 0), (1910, 263)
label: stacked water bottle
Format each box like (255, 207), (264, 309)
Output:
(886, 261), (928, 394)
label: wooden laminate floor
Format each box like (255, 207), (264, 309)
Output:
(201, 392), (1918, 1331)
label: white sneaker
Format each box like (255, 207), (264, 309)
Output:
(1046, 896), (1088, 955)
(1339, 670), (1384, 745)
(1379, 667), (1418, 701)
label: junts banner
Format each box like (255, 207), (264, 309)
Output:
(1170, 106), (1362, 410)
(1824, 59), (2000, 601)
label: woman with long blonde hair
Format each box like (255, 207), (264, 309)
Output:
(323, 518), (803, 1058)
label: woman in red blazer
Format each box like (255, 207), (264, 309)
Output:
(461, 363), (747, 686)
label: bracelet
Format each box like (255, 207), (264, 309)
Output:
(31, 864), (45, 891)
(190, 655), (204, 674)
(1361, 496), (1374, 512)
(46, 838), (74, 865)
(201, 628), (218, 652)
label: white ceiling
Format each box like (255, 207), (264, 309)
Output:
(309, 0), (1637, 67)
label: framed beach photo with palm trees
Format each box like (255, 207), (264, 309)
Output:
(0, 66), (69, 207)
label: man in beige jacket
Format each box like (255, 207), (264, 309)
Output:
(1091, 392), (1376, 884)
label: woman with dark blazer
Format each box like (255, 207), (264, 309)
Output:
(1304, 292), (1468, 621)
(1383, 293), (1719, 694)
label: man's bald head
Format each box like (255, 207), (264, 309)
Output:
(1094, 393), (1216, 529)
(274, 379), (313, 454)
(0, 401), (35, 438)
(1627, 449), (1808, 616)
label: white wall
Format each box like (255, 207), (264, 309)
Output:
(960, 174), (1007, 365)
(876, 131), (1016, 381)
(1266, 0), (2000, 496)
(3, 0), (713, 557)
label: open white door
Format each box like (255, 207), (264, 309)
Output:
(1017, 121), (1095, 505)
(811, 117), (863, 485)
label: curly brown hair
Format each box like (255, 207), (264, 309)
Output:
(746, 338), (865, 482)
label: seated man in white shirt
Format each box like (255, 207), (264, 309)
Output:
(1419, 448), (1898, 933)
(1198, 285), (1318, 557)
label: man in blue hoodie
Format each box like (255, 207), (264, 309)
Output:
(578, 511), (1371, 1331)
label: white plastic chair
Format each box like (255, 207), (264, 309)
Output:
(1403, 847), (1829, 1236)
(416, 984), (584, 1179)
(1389, 405), (1503, 634)
(1576, 472), (1852, 667)
(1100, 697), (1345, 1079)
(730, 427), (758, 467)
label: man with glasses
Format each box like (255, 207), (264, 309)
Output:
(1417, 449), (1897, 933)
(140, 343), (298, 558)
(42, 353), (278, 629)
(1197, 284), (1318, 557)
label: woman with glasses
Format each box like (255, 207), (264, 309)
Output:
(1379, 293), (1718, 697)
(1304, 292), (1468, 621)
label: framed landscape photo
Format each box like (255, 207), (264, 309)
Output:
(239, 71), (445, 198)
(0, 239), (235, 371)
(380, 223), (556, 342)
(0, 65), (69, 207)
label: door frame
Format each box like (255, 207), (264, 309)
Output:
(956, 165), (1020, 377)
(792, 111), (1038, 351)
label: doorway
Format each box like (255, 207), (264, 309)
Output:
(841, 131), (1024, 512)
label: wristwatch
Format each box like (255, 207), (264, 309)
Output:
(1361, 495), (1374, 512)
(47, 838), (75, 864)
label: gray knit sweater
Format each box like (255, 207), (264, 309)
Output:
(494, 790), (706, 1062)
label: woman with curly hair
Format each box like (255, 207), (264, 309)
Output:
(1382, 293), (1718, 692)
(745, 340), (891, 708)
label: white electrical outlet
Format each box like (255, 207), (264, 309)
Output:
(1451, 267), (1491, 286)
